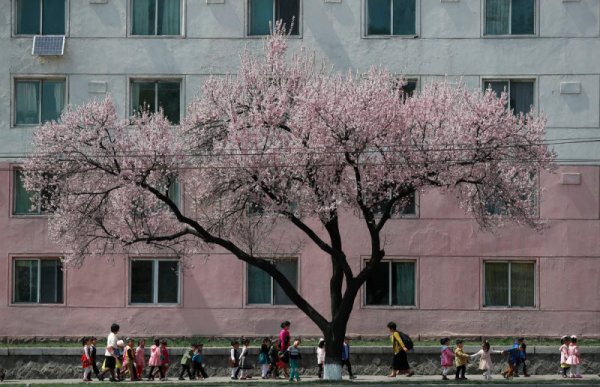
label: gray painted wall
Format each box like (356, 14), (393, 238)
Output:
(1, 0), (599, 160)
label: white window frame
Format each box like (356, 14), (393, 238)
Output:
(13, 0), (70, 37)
(128, 0), (185, 37)
(129, 77), (184, 124)
(482, 259), (538, 309)
(12, 257), (64, 305)
(363, 0), (420, 38)
(362, 258), (418, 309)
(12, 76), (68, 127)
(129, 258), (181, 305)
(481, 77), (537, 114)
(482, 0), (538, 37)
(245, 257), (299, 307)
(246, 0), (303, 37)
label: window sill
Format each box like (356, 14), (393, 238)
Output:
(363, 35), (419, 39)
(128, 303), (181, 307)
(245, 35), (302, 39)
(10, 303), (65, 307)
(362, 305), (417, 310)
(10, 214), (50, 219)
(482, 34), (537, 39)
(482, 306), (538, 310)
(245, 304), (298, 309)
(128, 35), (185, 39)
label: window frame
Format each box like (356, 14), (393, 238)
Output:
(482, 0), (537, 37)
(362, 258), (418, 309)
(128, 258), (181, 306)
(128, 0), (185, 37)
(481, 77), (537, 115)
(13, 0), (69, 37)
(363, 0), (420, 38)
(246, 0), (303, 38)
(12, 76), (68, 127)
(482, 259), (538, 309)
(129, 77), (183, 125)
(245, 257), (299, 307)
(11, 256), (65, 305)
(10, 165), (53, 217)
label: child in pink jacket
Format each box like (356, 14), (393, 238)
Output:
(566, 335), (582, 378)
(440, 338), (455, 381)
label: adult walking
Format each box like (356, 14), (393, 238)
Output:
(387, 321), (414, 377)
(278, 321), (291, 377)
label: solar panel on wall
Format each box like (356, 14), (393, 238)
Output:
(32, 36), (65, 56)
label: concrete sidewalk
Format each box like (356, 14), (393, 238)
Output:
(1, 374), (599, 385)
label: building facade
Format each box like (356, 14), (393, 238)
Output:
(0, 0), (599, 339)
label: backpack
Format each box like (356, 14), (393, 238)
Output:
(399, 332), (414, 351)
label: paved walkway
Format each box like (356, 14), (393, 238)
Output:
(1, 374), (599, 385)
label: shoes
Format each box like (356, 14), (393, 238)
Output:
(98, 375), (104, 381)
(442, 375), (448, 380)
(178, 377), (185, 380)
(406, 372), (414, 377)
(460, 377), (468, 380)
(230, 377), (237, 380)
(524, 374), (530, 377)
(387, 373), (396, 377)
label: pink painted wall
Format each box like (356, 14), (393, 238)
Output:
(1, 164), (599, 339)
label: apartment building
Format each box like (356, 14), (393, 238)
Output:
(0, 0), (599, 338)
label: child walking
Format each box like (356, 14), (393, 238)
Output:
(566, 335), (582, 378)
(470, 340), (501, 380)
(147, 339), (164, 380)
(316, 339), (325, 379)
(81, 337), (93, 382)
(559, 336), (571, 378)
(287, 340), (302, 382)
(192, 343), (209, 379)
(124, 338), (139, 381)
(342, 337), (356, 379)
(230, 341), (240, 380)
(454, 339), (470, 380)
(258, 338), (271, 379)
(179, 343), (195, 380)
(440, 338), (454, 381)
(135, 339), (145, 380)
(89, 337), (100, 381)
(238, 339), (253, 380)
(267, 340), (280, 378)
(159, 340), (170, 380)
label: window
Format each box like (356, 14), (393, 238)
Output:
(16, 0), (65, 35)
(167, 180), (181, 209)
(374, 187), (417, 217)
(366, 0), (416, 36)
(13, 258), (63, 304)
(365, 260), (415, 306)
(15, 79), (66, 125)
(484, 261), (535, 307)
(485, 0), (534, 36)
(247, 258), (298, 305)
(248, 0), (300, 36)
(13, 169), (52, 215)
(130, 259), (180, 304)
(484, 79), (534, 116)
(131, 80), (181, 124)
(131, 0), (181, 36)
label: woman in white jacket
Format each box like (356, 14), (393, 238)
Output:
(316, 339), (326, 379)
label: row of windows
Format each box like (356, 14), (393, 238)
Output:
(14, 0), (538, 37)
(11, 77), (534, 126)
(10, 257), (536, 308)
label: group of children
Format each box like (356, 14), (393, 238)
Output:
(81, 337), (209, 382)
(440, 336), (584, 381)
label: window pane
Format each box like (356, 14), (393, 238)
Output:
(17, 0), (41, 34)
(367, 0), (391, 35)
(16, 81), (40, 125)
(167, 180), (181, 209)
(40, 259), (63, 303)
(130, 260), (154, 303)
(14, 260), (39, 303)
(157, 261), (179, 303)
(42, 0), (65, 35)
(247, 264), (271, 304)
(365, 262), (390, 305)
(131, 82), (156, 115)
(273, 260), (297, 305)
(157, 0), (180, 35)
(399, 188), (416, 215)
(509, 81), (534, 116)
(14, 170), (38, 215)
(157, 82), (180, 124)
(249, 0), (273, 36)
(276, 0), (299, 35)
(391, 262), (415, 305)
(484, 262), (509, 306)
(511, 0), (534, 35)
(41, 80), (65, 123)
(510, 262), (534, 307)
(393, 0), (415, 35)
(132, 0), (156, 35)
(485, 0), (509, 35)
(401, 80), (417, 100)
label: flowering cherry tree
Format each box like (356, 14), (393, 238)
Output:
(24, 24), (554, 379)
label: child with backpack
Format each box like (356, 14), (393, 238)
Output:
(258, 338), (271, 379)
(178, 343), (195, 380)
(192, 343), (209, 379)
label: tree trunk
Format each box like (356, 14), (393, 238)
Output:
(322, 322), (347, 380)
